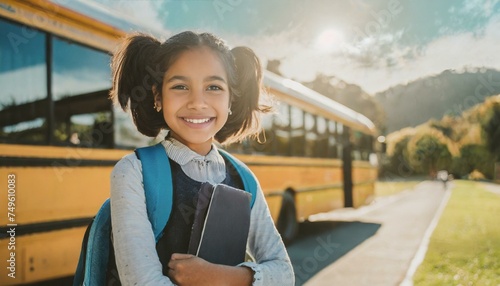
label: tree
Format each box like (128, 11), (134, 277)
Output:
(452, 144), (495, 179)
(406, 130), (453, 177)
(384, 132), (414, 177)
(484, 101), (500, 161)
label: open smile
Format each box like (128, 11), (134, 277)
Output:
(181, 117), (215, 124)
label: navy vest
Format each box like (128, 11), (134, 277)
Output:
(107, 158), (243, 284)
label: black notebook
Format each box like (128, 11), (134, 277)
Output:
(188, 182), (251, 266)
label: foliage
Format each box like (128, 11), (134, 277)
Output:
(406, 129), (453, 176)
(429, 118), (453, 138)
(451, 144), (495, 179)
(382, 128), (415, 176)
(482, 96), (500, 160)
(467, 169), (486, 180)
(383, 94), (500, 179)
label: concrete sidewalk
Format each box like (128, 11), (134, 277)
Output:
(304, 181), (448, 286)
(482, 181), (500, 195)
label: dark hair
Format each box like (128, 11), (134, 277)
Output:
(110, 31), (271, 144)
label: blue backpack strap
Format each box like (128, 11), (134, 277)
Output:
(218, 149), (257, 208)
(135, 142), (173, 242)
(76, 199), (111, 285)
(74, 143), (173, 286)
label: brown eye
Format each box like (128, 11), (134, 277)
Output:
(172, 85), (188, 90)
(207, 85), (223, 91)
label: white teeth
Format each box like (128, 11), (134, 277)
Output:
(184, 118), (211, 124)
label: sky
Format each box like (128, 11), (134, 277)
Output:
(91, 0), (500, 95)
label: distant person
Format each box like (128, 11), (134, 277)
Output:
(437, 170), (449, 189)
(107, 31), (294, 285)
(69, 132), (80, 145)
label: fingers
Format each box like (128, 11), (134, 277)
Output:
(167, 253), (195, 273)
(167, 254), (197, 285)
(171, 253), (195, 260)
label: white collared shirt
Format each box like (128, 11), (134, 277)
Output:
(161, 137), (226, 184)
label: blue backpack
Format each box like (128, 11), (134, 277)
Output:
(73, 143), (257, 285)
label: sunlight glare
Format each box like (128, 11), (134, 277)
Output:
(315, 28), (345, 52)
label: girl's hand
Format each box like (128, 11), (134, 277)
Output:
(167, 253), (253, 286)
(167, 253), (215, 285)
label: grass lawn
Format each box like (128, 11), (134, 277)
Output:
(413, 180), (500, 285)
(374, 180), (421, 197)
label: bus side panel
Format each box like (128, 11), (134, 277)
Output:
(0, 167), (112, 225)
(247, 163), (343, 221)
(0, 227), (87, 285)
(247, 165), (305, 221)
(295, 187), (344, 220)
(351, 164), (377, 208)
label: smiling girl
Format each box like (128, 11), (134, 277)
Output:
(108, 31), (294, 285)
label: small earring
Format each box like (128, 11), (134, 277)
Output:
(228, 108), (232, 115)
(154, 104), (161, 112)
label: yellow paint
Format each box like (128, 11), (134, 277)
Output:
(0, 0), (123, 52)
(0, 227), (86, 285)
(0, 144), (129, 160)
(296, 188), (344, 220)
(0, 167), (112, 225)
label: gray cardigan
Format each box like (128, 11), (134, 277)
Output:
(110, 139), (295, 285)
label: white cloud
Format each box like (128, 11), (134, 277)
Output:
(90, 0), (499, 96)
(225, 15), (500, 95)
(89, 0), (167, 34)
(361, 15), (500, 93)
(460, 0), (500, 17)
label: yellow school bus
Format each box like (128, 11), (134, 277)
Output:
(0, 0), (377, 284)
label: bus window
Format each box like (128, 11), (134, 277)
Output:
(61, 112), (113, 148)
(114, 106), (158, 149)
(316, 116), (328, 158)
(336, 122), (344, 157)
(251, 113), (273, 154)
(52, 37), (111, 100)
(273, 102), (290, 156)
(0, 19), (48, 144)
(337, 122), (344, 135)
(52, 37), (112, 147)
(351, 131), (362, 161)
(361, 134), (374, 161)
(350, 131), (373, 161)
(304, 113), (316, 157)
(290, 106), (305, 157)
(328, 120), (339, 158)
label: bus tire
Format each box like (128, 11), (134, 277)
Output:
(277, 191), (298, 244)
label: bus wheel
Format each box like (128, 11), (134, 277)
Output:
(277, 191), (298, 244)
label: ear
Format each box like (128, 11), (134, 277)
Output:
(153, 85), (162, 105)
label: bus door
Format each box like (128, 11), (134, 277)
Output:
(342, 126), (353, 207)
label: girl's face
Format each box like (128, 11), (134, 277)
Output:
(156, 47), (230, 155)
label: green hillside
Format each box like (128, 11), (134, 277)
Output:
(376, 68), (500, 133)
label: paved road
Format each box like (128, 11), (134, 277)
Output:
(287, 181), (448, 286)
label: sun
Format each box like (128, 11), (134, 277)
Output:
(315, 28), (345, 52)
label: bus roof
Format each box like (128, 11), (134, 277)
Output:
(53, 0), (164, 36)
(263, 71), (377, 135)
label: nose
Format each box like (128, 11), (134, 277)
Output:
(186, 88), (208, 110)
